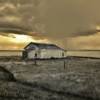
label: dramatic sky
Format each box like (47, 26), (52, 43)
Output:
(0, 0), (100, 50)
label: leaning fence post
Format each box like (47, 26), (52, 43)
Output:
(64, 60), (66, 69)
(34, 53), (38, 65)
(34, 59), (37, 65)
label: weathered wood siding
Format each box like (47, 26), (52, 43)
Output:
(28, 49), (65, 59)
(28, 50), (36, 59)
(40, 49), (64, 59)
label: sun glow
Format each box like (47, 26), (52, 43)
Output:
(0, 32), (50, 50)
(9, 34), (35, 43)
(8, 33), (49, 44)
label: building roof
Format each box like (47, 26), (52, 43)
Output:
(24, 42), (64, 51)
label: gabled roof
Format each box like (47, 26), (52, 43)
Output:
(24, 42), (64, 51)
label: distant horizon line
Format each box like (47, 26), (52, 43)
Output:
(0, 50), (23, 51)
(63, 49), (100, 51)
(0, 49), (100, 51)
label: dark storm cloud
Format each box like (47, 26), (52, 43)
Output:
(0, 0), (41, 32)
(0, 0), (100, 38)
(42, 0), (100, 38)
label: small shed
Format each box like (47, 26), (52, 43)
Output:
(23, 42), (66, 59)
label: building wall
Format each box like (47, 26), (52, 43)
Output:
(28, 50), (37, 59)
(27, 49), (66, 59)
(40, 49), (64, 58)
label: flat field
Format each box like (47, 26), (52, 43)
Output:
(0, 57), (100, 100)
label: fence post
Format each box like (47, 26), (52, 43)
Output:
(64, 60), (66, 69)
(34, 59), (37, 65)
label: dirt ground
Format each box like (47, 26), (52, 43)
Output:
(0, 57), (100, 100)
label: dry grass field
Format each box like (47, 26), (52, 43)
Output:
(0, 57), (100, 100)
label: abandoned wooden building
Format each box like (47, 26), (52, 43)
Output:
(23, 42), (66, 59)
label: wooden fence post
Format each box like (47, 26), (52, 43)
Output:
(64, 60), (66, 69)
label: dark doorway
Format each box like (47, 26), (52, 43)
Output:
(34, 53), (37, 59)
(22, 50), (28, 60)
(62, 52), (64, 57)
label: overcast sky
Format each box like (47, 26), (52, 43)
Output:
(0, 0), (100, 50)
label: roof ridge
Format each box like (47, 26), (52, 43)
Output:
(30, 42), (54, 45)
(24, 42), (65, 51)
